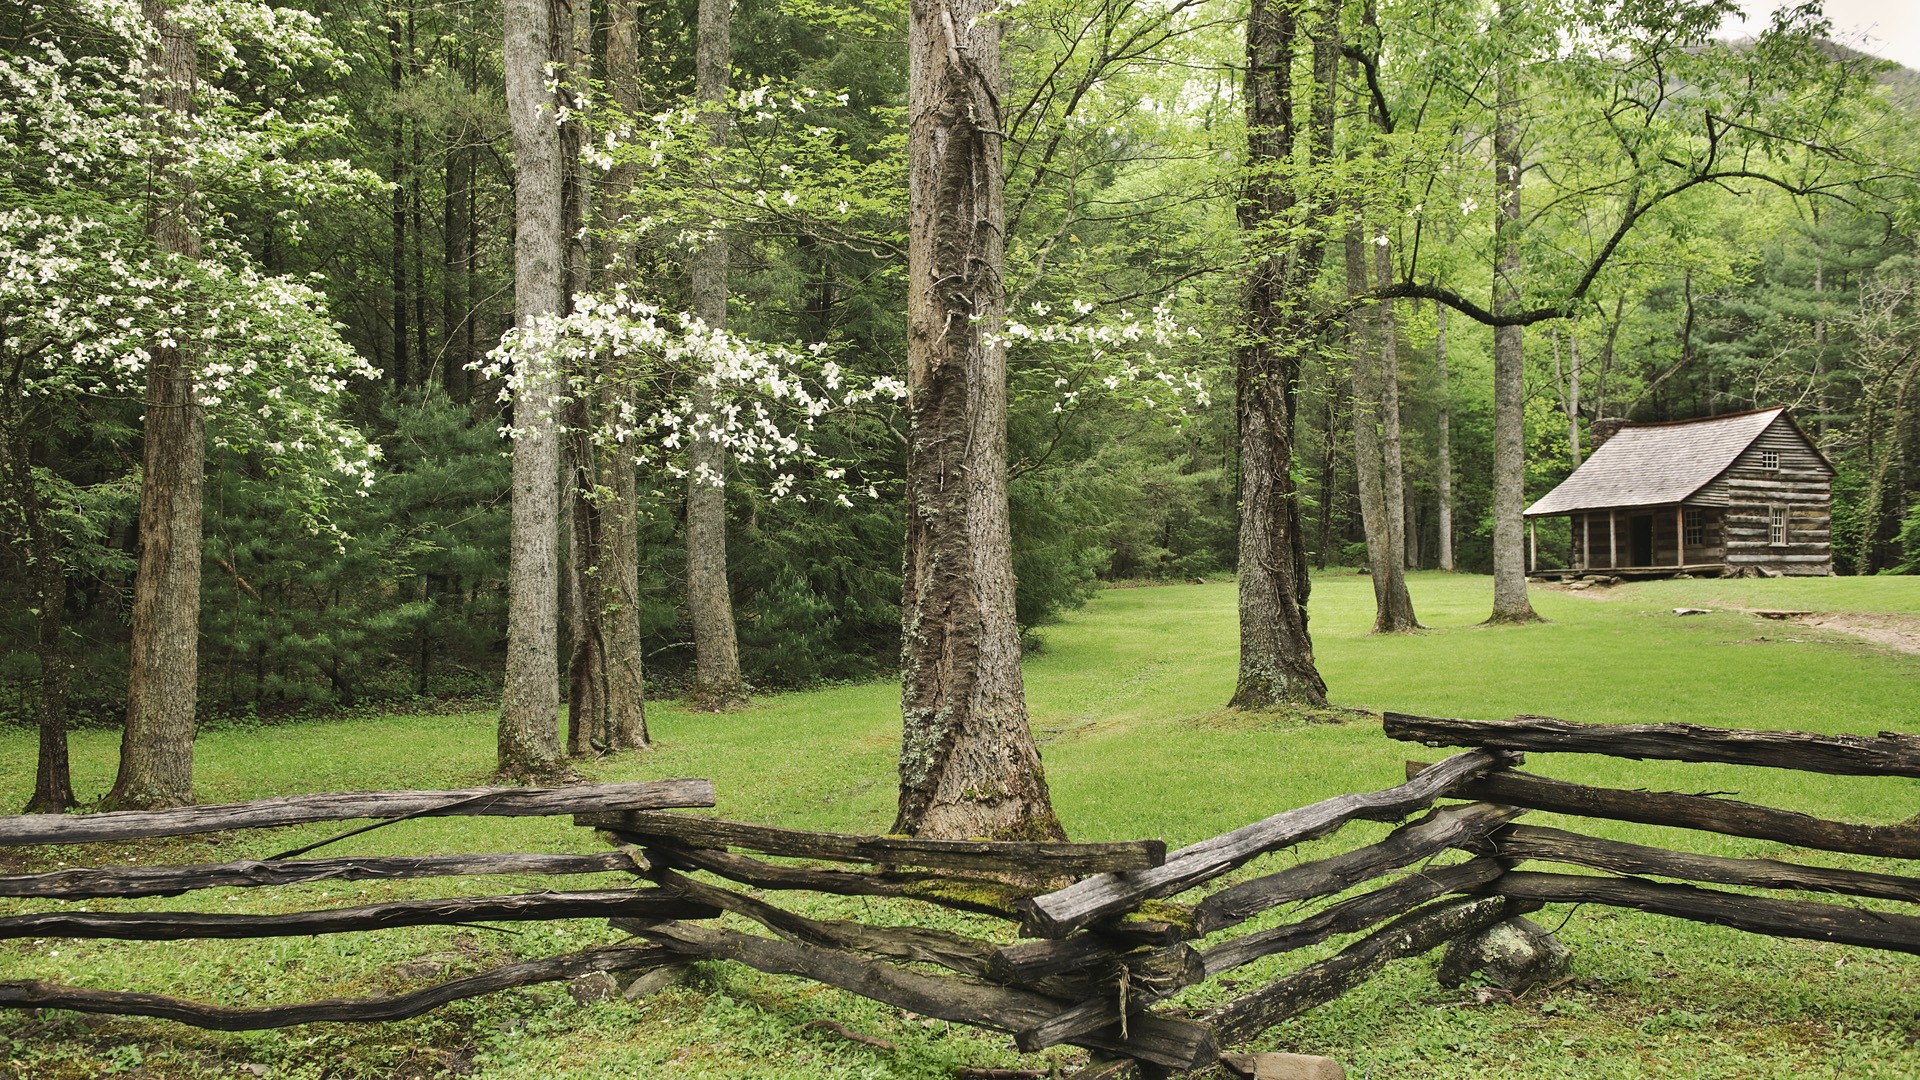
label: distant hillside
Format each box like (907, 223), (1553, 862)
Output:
(1817, 38), (1920, 105)
(1723, 35), (1920, 109)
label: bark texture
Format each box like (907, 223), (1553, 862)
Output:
(895, 0), (1062, 841)
(684, 0), (746, 710)
(498, 0), (566, 778)
(110, 0), (204, 811)
(558, 0), (606, 757)
(1375, 242), (1415, 584)
(2, 413), (75, 813)
(1344, 229), (1418, 632)
(599, 0), (648, 749)
(1435, 300), (1454, 571)
(1487, 49), (1539, 623)
(27, 534), (72, 814)
(1227, 0), (1330, 710)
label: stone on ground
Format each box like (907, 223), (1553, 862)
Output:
(1436, 916), (1572, 994)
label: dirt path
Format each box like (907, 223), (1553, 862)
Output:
(1538, 582), (1920, 656)
(1781, 611), (1920, 657)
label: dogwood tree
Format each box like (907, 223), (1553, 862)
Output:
(0, 0), (380, 809)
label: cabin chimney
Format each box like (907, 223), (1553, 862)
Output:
(1590, 417), (1628, 447)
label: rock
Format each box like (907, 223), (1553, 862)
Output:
(1220, 1052), (1347, 1080)
(1672, 607), (1710, 616)
(567, 971), (618, 1005)
(619, 963), (692, 1000)
(1567, 581), (1593, 590)
(1436, 916), (1571, 994)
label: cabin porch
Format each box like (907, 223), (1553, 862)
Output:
(1526, 504), (1729, 578)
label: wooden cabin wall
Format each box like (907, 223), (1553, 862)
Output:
(1718, 418), (1834, 575)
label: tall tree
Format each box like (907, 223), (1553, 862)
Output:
(498, 0), (567, 778)
(1435, 299), (1454, 571)
(598, 0), (650, 750)
(685, 0), (746, 710)
(561, 0), (611, 757)
(108, 0), (206, 810)
(1345, 227), (1419, 632)
(1551, 316), (1583, 463)
(2, 417), (74, 813)
(1486, 15), (1539, 623)
(1228, 0), (1332, 709)
(894, 0), (1064, 841)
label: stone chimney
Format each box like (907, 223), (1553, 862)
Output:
(1589, 417), (1629, 448)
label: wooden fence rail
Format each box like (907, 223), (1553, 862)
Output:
(0, 780), (716, 846)
(3, 713), (1915, 1079)
(1389, 712), (1920, 968)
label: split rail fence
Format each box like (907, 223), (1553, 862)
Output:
(2, 715), (1916, 1078)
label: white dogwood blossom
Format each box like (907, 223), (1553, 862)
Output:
(477, 291), (904, 497)
(0, 0), (384, 532)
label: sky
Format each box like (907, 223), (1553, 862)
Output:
(1724, 0), (1920, 70)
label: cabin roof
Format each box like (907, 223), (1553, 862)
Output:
(1525, 407), (1819, 517)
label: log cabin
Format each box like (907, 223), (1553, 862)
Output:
(1523, 407), (1835, 578)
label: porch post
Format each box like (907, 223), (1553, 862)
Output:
(1608, 509), (1617, 568)
(1676, 505), (1686, 568)
(1529, 518), (1537, 572)
(1580, 514), (1591, 570)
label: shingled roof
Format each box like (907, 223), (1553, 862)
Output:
(1525, 407), (1790, 517)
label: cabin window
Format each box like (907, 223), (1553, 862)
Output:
(1769, 505), (1787, 546)
(1684, 509), (1705, 547)
(1759, 449), (1780, 470)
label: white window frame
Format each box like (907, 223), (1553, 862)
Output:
(1759, 449), (1780, 470)
(1769, 505), (1787, 546)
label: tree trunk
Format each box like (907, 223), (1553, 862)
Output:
(558, 0), (608, 757)
(895, 0), (1063, 841)
(1593, 294), (1622, 424)
(1346, 231), (1417, 632)
(29, 555), (74, 814)
(1227, 0), (1330, 709)
(685, 0), (745, 711)
(498, 0), (566, 779)
(1435, 300), (1453, 571)
(564, 425), (606, 756)
(442, 134), (468, 395)
(109, 0), (204, 811)
(1487, 41), (1539, 624)
(1404, 481), (1420, 570)
(1374, 238), (1417, 627)
(387, 10), (410, 389)
(1315, 376), (1343, 571)
(599, 0), (648, 750)
(3, 418), (76, 813)
(1566, 317), (1581, 462)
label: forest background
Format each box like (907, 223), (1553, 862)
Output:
(2, 0), (1917, 761)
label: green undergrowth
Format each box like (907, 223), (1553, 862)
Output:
(2, 572), (1917, 1077)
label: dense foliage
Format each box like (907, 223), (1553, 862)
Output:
(2, 0), (1915, 722)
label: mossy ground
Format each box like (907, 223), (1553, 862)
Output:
(2, 571), (1918, 1078)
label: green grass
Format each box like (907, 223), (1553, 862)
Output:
(2, 571), (1918, 1078)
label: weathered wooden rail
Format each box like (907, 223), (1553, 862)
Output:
(2, 715), (1915, 1078)
(1387, 711), (1920, 962)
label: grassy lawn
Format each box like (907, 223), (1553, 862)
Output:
(2, 571), (1917, 1078)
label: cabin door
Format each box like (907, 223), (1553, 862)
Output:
(1630, 515), (1654, 566)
